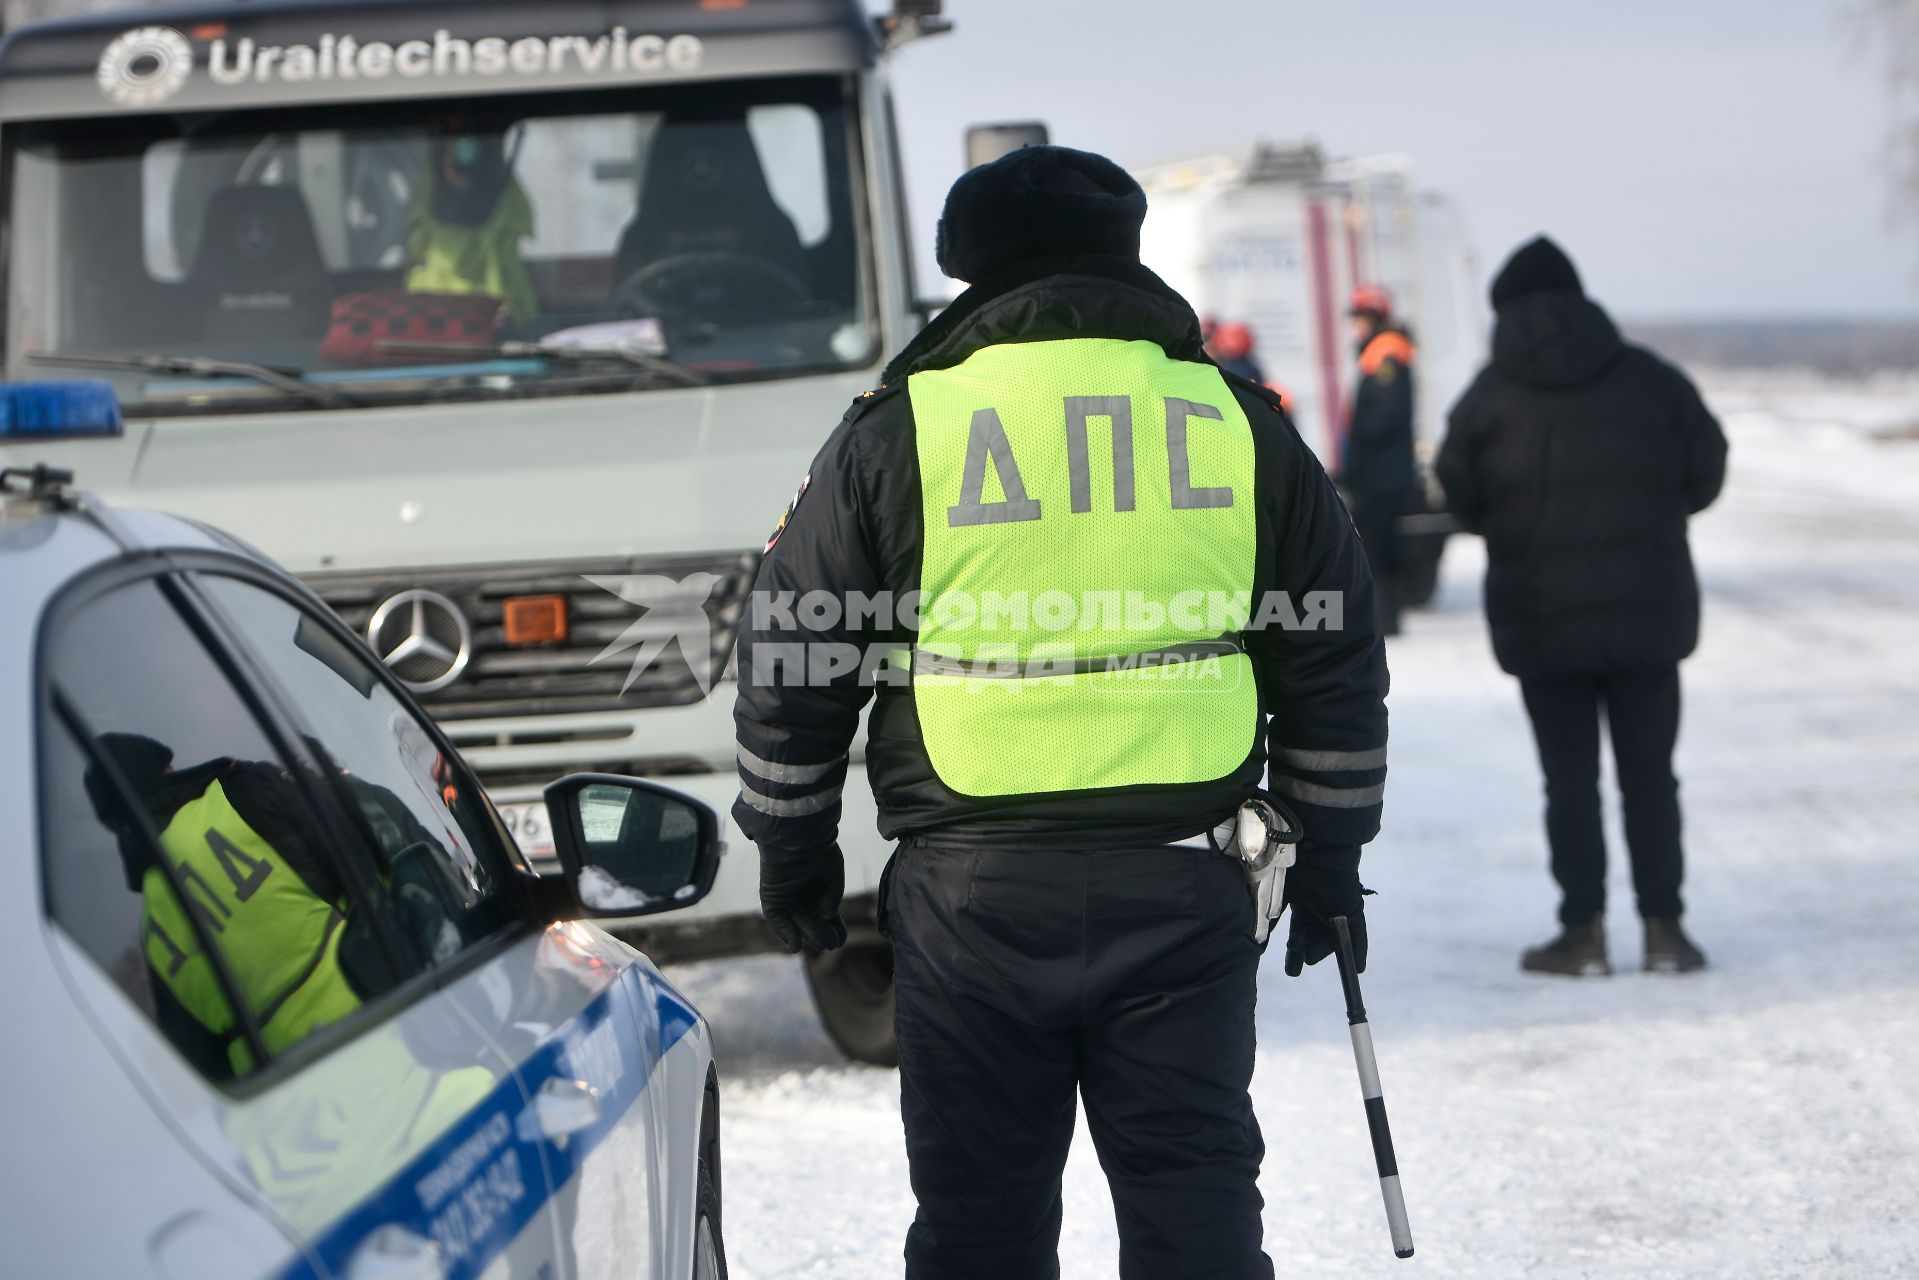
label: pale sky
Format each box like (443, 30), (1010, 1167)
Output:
(885, 0), (1917, 319)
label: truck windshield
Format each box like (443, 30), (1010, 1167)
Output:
(5, 77), (873, 413)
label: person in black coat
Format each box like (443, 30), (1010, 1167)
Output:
(1437, 236), (1727, 977)
(1341, 285), (1418, 636)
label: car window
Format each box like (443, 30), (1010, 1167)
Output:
(193, 572), (521, 969)
(42, 576), (409, 1083)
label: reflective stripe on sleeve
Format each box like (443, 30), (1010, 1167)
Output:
(737, 778), (843, 817)
(737, 745), (844, 786)
(1274, 744), (1389, 773)
(1274, 775), (1387, 810)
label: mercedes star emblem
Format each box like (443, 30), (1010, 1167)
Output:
(367, 588), (472, 693)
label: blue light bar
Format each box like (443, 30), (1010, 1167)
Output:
(0, 380), (123, 439)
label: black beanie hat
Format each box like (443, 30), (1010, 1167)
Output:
(935, 145), (1148, 284)
(1490, 235), (1583, 308)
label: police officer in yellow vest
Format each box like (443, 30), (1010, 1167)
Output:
(87, 734), (366, 1081)
(732, 147), (1390, 1279)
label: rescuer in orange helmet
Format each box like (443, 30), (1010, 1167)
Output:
(1205, 319), (1266, 384)
(1341, 284), (1416, 636)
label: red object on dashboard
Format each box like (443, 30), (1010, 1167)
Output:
(319, 291), (502, 365)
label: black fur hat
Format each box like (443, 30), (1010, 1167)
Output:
(935, 145), (1148, 284)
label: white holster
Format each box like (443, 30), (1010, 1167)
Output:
(1235, 797), (1301, 944)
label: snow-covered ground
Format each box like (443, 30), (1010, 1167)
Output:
(667, 376), (1919, 1279)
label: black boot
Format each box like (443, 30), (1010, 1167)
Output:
(1643, 917), (1707, 973)
(1520, 917), (1610, 976)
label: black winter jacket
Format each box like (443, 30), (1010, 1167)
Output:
(731, 257), (1389, 869)
(1436, 290), (1728, 676)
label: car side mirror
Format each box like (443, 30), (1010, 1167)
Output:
(541, 774), (723, 919)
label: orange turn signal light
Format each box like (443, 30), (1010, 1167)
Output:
(503, 595), (568, 647)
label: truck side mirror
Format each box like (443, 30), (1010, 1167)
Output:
(964, 122), (1050, 170)
(541, 774), (723, 919)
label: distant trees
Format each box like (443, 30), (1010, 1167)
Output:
(1626, 319), (1919, 376)
(1864, 0), (1919, 234)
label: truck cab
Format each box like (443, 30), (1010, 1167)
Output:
(0, 0), (948, 1061)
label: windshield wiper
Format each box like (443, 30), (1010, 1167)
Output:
(26, 349), (357, 410)
(375, 339), (707, 388)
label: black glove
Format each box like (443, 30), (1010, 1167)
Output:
(1282, 854), (1368, 978)
(759, 843), (848, 955)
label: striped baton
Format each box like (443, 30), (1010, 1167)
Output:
(1331, 915), (1415, 1259)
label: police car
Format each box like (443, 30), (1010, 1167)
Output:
(0, 382), (728, 1278)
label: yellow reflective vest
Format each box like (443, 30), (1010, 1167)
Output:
(909, 337), (1262, 798)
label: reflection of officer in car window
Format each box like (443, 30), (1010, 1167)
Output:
(84, 734), (367, 1080)
(405, 120), (537, 322)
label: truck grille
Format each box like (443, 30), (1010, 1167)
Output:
(306, 551), (759, 720)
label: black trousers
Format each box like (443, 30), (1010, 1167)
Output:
(886, 843), (1272, 1280)
(1519, 664), (1686, 925)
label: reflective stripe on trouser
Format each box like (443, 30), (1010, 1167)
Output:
(889, 843), (1273, 1280)
(908, 337), (1262, 798)
(142, 777), (362, 1073)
